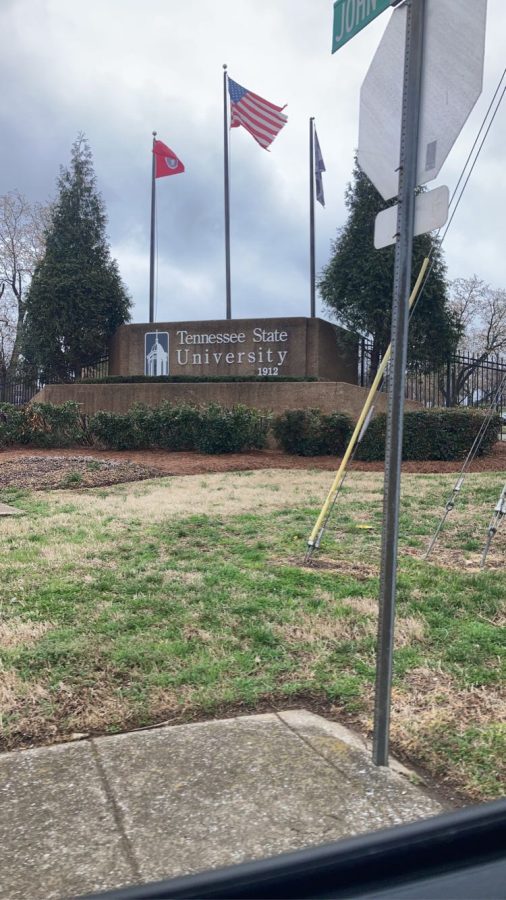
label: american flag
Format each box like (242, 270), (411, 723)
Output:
(228, 77), (287, 150)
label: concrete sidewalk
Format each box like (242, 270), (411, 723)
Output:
(0, 710), (445, 900)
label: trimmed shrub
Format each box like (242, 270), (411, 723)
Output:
(194, 404), (269, 454)
(0, 403), (26, 447)
(88, 409), (148, 450)
(155, 403), (202, 451)
(272, 409), (353, 456)
(23, 401), (86, 448)
(125, 404), (159, 449)
(356, 408), (502, 462)
(89, 403), (201, 451)
(89, 402), (268, 454)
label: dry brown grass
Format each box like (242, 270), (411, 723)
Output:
(385, 667), (506, 798)
(20, 469), (389, 525)
(0, 668), (26, 714)
(404, 542), (505, 571)
(162, 570), (205, 586)
(0, 675), (135, 746)
(391, 667), (506, 725)
(300, 558), (379, 579)
(0, 619), (52, 649)
(0, 668), (49, 720)
(275, 597), (425, 652)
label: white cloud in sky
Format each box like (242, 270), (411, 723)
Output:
(0, 0), (504, 325)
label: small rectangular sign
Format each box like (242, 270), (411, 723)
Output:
(332, 0), (392, 54)
(374, 185), (449, 249)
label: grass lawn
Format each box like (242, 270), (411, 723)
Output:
(0, 467), (504, 803)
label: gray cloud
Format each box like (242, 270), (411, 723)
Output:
(1, 0), (504, 328)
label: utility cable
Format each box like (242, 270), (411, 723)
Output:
(447, 67), (505, 212)
(424, 372), (506, 559)
(480, 482), (506, 568)
(408, 74), (505, 325)
(441, 83), (506, 245)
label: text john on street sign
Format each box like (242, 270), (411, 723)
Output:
(332, 0), (392, 53)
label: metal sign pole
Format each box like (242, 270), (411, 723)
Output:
(372, 0), (426, 767)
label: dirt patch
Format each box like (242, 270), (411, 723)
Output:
(402, 544), (505, 572)
(296, 557), (379, 580)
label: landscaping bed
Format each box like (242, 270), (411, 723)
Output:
(0, 438), (504, 487)
(0, 455), (161, 491)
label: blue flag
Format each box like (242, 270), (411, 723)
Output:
(314, 129), (326, 207)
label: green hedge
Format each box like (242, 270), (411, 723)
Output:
(89, 403), (268, 454)
(0, 403), (26, 447)
(356, 408), (502, 461)
(0, 401), (501, 460)
(24, 401), (87, 448)
(272, 409), (353, 456)
(0, 401), (87, 449)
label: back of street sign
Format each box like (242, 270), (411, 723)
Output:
(358, 0), (488, 201)
(374, 184), (449, 249)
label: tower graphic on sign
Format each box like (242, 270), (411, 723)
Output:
(145, 331), (169, 376)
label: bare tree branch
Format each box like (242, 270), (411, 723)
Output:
(441, 276), (506, 406)
(0, 190), (50, 376)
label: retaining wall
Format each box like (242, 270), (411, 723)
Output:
(35, 381), (422, 420)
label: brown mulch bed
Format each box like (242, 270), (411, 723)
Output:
(0, 455), (161, 491)
(0, 442), (504, 489)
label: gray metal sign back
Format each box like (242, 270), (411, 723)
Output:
(358, 0), (487, 200)
(374, 185), (449, 249)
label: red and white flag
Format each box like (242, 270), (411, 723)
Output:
(153, 140), (185, 178)
(228, 78), (287, 150)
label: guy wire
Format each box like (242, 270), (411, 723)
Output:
(306, 69), (505, 557)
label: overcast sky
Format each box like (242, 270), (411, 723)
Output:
(0, 0), (504, 326)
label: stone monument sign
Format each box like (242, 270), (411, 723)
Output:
(109, 317), (358, 383)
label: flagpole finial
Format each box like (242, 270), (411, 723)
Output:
(223, 63), (227, 71)
(152, 131), (157, 137)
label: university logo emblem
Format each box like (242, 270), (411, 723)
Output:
(145, 331), (169, 377)
(166, 157), (179, 169)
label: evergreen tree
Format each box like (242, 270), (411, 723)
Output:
(23, 135), (131, 380)
(319, 159), (459, 379)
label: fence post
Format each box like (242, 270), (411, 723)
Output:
(446, 360), (451, 407)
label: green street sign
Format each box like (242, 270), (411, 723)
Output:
(332, 0), (392, 54)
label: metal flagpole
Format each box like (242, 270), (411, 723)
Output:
(223, 64), (232, 320)
(149, 131), (157, 324)
(373, 0), (426, 767)
(309, 117), (316, 318)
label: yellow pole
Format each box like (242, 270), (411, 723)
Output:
(307, 257), (430, 550)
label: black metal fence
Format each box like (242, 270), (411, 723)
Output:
(0, 375), (43, 405)
(0, 356), (110, 406)
(2, 347), (505, 420)
(358, 339), (506, 419)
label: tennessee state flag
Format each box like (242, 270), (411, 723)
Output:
(153, 140), (185, 178)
